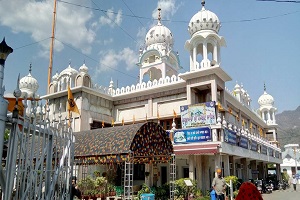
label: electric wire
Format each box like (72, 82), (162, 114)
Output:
(257, 0), (300, 3)
(54, 37), (137, 80)
(90, 0), (138, 44)
(121, 0), (145, 27)
(58, 0), (300, 24)
(14, 37), (51, 50)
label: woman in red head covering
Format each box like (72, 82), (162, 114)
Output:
(235, 182), (263, 200)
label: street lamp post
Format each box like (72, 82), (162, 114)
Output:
(0, 38), (13, 188)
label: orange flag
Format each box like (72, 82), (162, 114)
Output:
(5, 98), (24, 116)
(67, 85), (80, 115)
(111, 119), (114, 127)
(173, 109), (177, 118)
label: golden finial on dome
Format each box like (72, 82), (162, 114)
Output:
(158, 8), (161, 23)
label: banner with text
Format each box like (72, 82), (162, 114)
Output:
(239, 135), (249, 149)
(180, 102), (216, 128)
(173, 127), (211, 144)
(224, 128), (237, 145)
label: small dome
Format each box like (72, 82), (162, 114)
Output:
(233, 82), (241, 91)
(258, 91), (274, 106)
(79, 63), (88, 73)
(59, 64), (78, 78)
(52, 72), (59, 81)
(188, 5), (221, 36)
(19, 67), (39, 94)
(145, 21), (174, 48)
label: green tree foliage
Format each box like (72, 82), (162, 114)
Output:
(4, 129), (10, 141)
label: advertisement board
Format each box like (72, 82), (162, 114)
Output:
(251, 140), (258, 151)
(239, 135), (249, 149)
(261, 145), (267, 155)
(180, 102), (216, 128)
(224, 128), (237, 145)
(173, 127), (211, 144)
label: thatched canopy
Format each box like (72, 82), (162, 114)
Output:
(74, 122), (173, 165)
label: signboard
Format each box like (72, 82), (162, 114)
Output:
(239, 135), (249, 149)
(261, 145), (267, 155)
(275, 151), (280, 158)
(180, 101), (216, 128)
(223, 128), (237, 145)
(268, 148), (274, 157)
(250, 140), (258, 151)
(184, 180), (193, 186)
(173, 127), (211, 143)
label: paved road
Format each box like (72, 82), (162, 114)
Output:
(262, 185), (300, 200)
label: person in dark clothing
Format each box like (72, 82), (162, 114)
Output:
(71, 176), (81, 199)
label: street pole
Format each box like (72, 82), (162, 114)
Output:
(0, 38), (13, 189)
(294, 147), (298, 175)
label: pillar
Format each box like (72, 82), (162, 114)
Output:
(190, 50), (194, 71)
(250, 160), (257, 180)
(213, 44), (217, 62)
(203, 42), (207, 61)
(229, 156), (236, 176)
(214, 154), (221, 177)
(258, 162), (264, 180)
(211, 80), (217, 102)
(203, 155), (210, 191)
(223, 155), (230, 177)
(193, 46), (197, 70)
(241, 158), (248, 181)
(276, 164), (281, 181)
(196, 155), (203, 189)
(189, 155), (195, 180)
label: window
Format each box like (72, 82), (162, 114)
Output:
(134, 164), (145, 180)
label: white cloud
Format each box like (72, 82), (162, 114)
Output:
(0, 0), (96, 54)
(103, 38), (114, 45)
(152, 0), (180, 21)
(97, 48), (137, 74)
(99, 8), (123, 28)
(136, 27), (147, 48)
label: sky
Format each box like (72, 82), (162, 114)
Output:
(0, 0), (299, 114)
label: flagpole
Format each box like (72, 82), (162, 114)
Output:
(47, 0), (57, 94)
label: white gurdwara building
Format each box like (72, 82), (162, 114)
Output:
(41, 2), (281, 192)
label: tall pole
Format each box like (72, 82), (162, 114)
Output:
(47, 0), (57, 94)
(294, 147), (298, 175)
(0, 38), (13, 190)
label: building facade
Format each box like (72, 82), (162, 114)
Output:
(39, 2), (281, 192)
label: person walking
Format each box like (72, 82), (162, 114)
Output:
(212, 169), (226, 200)
(292, 175), (297, 191)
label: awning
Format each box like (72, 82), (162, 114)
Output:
(73, 122), (173, 164)
(174, 143), (220, 155)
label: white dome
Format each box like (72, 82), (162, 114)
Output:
(52, 72), (59, 81)
(19, 69), (39, 94)
(145, 21), (174, 48)
(188, 6), (221, 36)
(59, 64), (78, 78)
(79, 63), (88, 73)
(258, 91), (274, 106)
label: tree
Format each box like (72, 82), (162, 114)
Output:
(4, 129), (10, 141)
